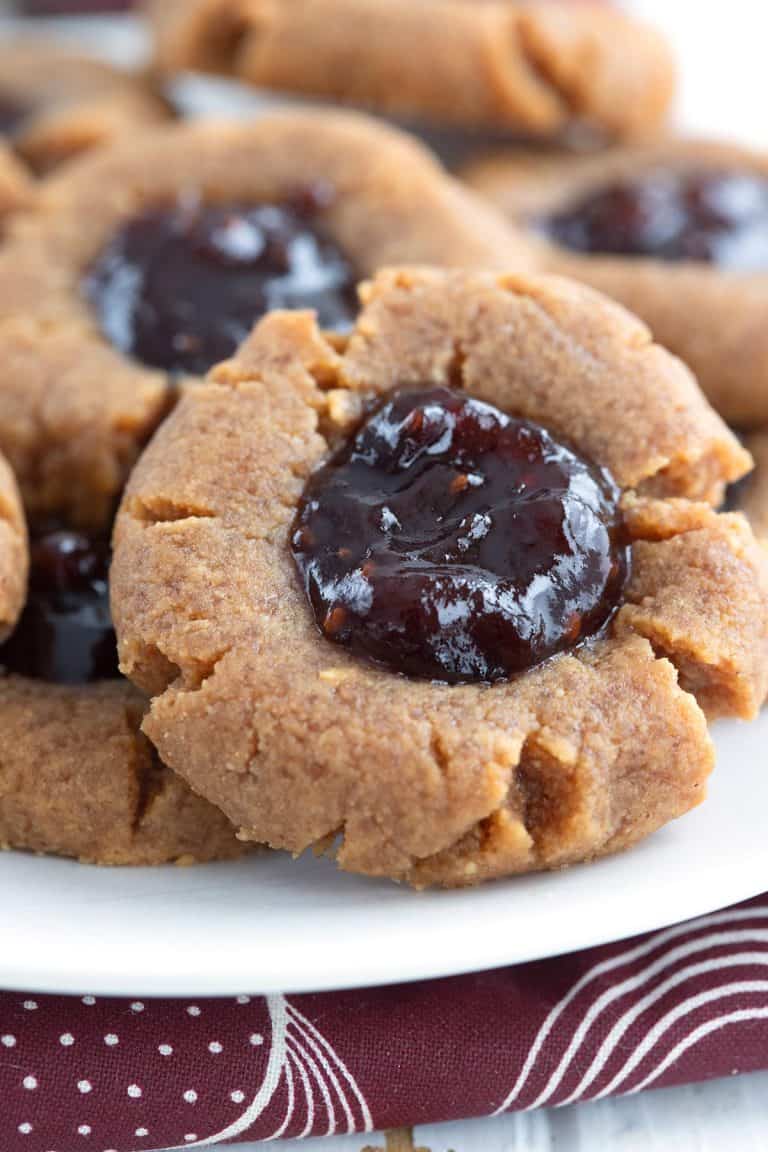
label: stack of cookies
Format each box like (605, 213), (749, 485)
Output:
(0, 1), (766, 888)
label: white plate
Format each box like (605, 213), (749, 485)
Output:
(0, 6), (766, 1002)
(1, 712), (766, 997)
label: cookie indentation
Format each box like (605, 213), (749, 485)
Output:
(542, 168), (768, 269)
(292, 386), (628, 683)
(83, 193), (358, 375)
(0, 529), (118, 684)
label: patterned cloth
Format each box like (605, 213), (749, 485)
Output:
(2, 896), (768, 1149)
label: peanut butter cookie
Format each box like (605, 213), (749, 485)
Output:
(111, 268), (766, 888)
(147, 0), (674, 141)
(464, 140), (768, 427)
(0, 522), (243, 865)
(0, 679), (245, 866)
(0, 38), (168, 174)
(0, 112), (527, 529)
(0, 453), (27, 643)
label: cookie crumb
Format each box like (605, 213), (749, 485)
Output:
(325, 388), (363, 431)
(318, 667), (354, 684)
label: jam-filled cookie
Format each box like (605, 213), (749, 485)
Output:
(464, 140), (768, 428)
(111, 268), (767, 888)
(0, 453), (27, 643)
(0, 112), (527, 530)
(147, 0), (674, 141)
(0, 38), (168, 174)
(0, 523), (243, 865)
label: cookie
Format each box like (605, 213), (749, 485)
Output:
(110, 268), (766, 888)
(463, 139), (768, 428)
(0, 678), (244, 866)
(0, 111), (527, 529)
(730, 433), (768, 541)
(147, 0), (675, 141)
(0, 142), (33, 234)
(0, 38), (168, 174)
(0, 525), (243, 865)
(0, 453), (27, 643)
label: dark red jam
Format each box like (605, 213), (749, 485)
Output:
(83, 190), (358, 376)
(543, 168), (768, 270)
(292, 386), (628, 683)
(0, 529), (119, 684)
(0, 95), (27, 136)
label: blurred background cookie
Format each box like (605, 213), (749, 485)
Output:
(0, 36), (169, 173)
(463, 140), (768, 428)
(146, 0), (676, 143)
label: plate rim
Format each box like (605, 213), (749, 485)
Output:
(2, 873), (767, 1000)
(0, 713), (765, 999)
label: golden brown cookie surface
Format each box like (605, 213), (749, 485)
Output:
(0, 112), (527, 530)
(0, 453), (27, 644)
(463, 139), (768, 428)
(147, 0), (674, 140)
(0, 677), (244, 865)
(0, 506), (241, 865)
(0, 39), (168, 174)
(111, 269), (766, 888)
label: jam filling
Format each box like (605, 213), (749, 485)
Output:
(292, 386), (628, 684)
(0, 95), (28, 137)
(542, 168), (768, 269)
(0, 529), (119, 684)
(83, 190), (359, 376)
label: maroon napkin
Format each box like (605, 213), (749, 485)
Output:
(2, 894), (768, 1149)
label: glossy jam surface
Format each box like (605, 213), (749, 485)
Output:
(83, 190), (358, 375)
(292, 387), (628, 683)
(0, 530), (119, 684)
(0, 95), (27, 136)
(543, 168), (768, 269)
